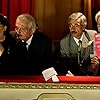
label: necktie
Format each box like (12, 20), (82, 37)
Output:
(22, 42), (28, 53)
(78, 40), (82, 65)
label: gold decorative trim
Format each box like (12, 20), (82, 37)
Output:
(36, 93), (75, 100)
(0, 83), (100, 90)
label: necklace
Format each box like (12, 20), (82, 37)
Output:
(0, 43), (4, 56)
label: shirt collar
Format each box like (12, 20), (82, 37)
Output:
(73, 33), (83, 45)
(26, 34), (33, 46)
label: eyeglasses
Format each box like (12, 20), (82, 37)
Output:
(69, 22), (81, 29)
(15, 26), (28, 32)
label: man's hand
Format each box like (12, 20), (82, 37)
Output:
(91, 56), (99, 70)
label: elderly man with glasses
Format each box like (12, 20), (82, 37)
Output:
(54, 12), (99, 76)
(11, 13), (54, 75)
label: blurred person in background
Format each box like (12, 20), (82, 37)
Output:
(0, 14), (15, 74)
(95, 11), (100, 32)
(94, 11), (100, 75)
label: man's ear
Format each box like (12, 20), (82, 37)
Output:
(32, 28), (36, 33)
(4, 26), (7, 31)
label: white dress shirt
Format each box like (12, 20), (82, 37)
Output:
(26, 34), (33, 50)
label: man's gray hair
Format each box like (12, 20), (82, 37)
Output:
(17, 13), (37, 29)
(68, 12), (87, 29)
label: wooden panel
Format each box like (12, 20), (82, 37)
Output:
(34, 0), (82, 47)
(34, 0), (45, 31)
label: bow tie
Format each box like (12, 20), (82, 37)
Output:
(22, 42), (27, 46)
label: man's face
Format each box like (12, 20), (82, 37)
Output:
(69, 20), (83, 39)
(15, 18), (33, 41)
(97, 17), (100, 32)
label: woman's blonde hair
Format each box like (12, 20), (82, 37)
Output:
(95, 11), (100, 23)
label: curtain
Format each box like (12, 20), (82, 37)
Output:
(83, 0), (92, 29)
(92, 0), (100, 8)
(83, 0), (100, 30)
(0, 0), (83, 47)
(0, 0), (35, 31)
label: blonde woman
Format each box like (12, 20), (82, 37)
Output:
(95, 11), (100, 32)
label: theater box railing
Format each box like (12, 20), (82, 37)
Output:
(0, 76), (100, 100)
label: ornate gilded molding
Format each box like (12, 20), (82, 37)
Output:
(0, 83), (100, 90)
(36, 93), (75, 100)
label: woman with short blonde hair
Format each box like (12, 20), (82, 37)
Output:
(95, 11), (100, 32)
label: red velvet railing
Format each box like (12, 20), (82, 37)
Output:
(0, 76), (99, 84)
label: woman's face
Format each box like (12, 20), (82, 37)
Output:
(0, 24), (6, 35)
(97, 17), (100, 32)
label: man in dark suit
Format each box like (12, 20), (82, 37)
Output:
(12, 13), (54, 75)
(55, 12), (99, 76)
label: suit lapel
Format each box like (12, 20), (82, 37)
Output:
(81, 32), (91, 58)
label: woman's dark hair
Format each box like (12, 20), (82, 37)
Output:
(0, 14), (10, 37)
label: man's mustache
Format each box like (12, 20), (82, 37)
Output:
(71, 31), (77, 34)
(16, 34), (21, 38)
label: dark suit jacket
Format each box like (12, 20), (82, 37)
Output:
(11, 30), (54, 75)
(0, 34), (17, 75)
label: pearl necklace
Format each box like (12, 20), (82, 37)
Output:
(0, 43), (4, 56)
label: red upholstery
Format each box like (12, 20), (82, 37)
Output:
(0, 76), (100, 84)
